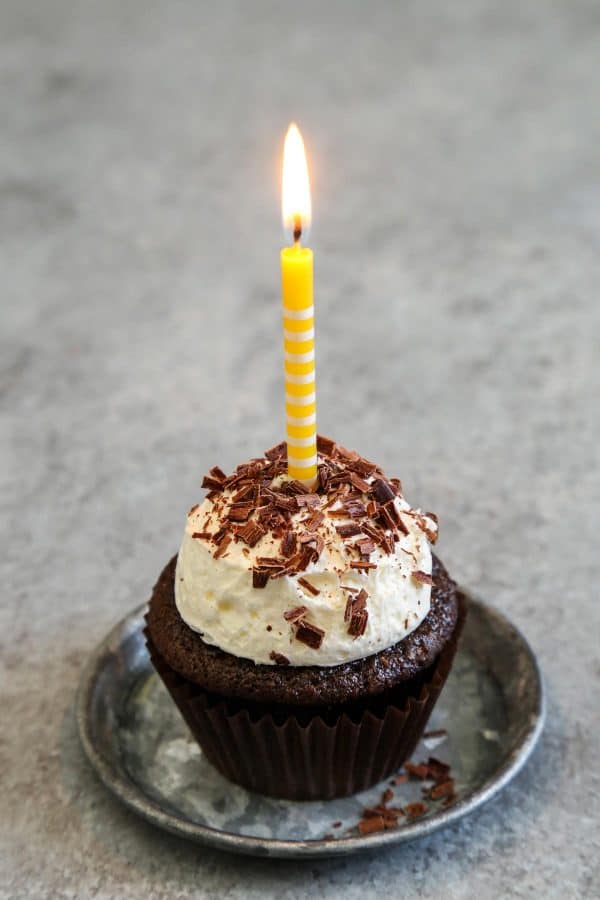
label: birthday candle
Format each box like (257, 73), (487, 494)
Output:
(281, 123), (317, 487)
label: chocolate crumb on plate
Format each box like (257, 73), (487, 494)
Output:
(429, 779), (455, 800)
(423, 728), (448, 740)
(405, 802), (428, 820)
(357, 815), (386, 835)
(404, 761), (430, 779)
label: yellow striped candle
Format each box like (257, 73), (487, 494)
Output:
(281, 124), (317, 487)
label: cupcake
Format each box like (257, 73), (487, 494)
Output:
(145, 436), (464, 800)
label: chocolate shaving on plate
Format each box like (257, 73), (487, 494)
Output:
(357, 816), (385, 835)
(429, 780), (455, 800)
(404, 802), (428, 820)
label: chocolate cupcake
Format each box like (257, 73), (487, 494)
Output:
(145, 436), (464, 800)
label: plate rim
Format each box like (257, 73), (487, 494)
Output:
(76, 590), (546, 858)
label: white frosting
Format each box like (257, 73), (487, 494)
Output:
(174, 478), (437, 667)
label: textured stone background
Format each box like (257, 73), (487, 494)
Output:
(1, 1), (599, 897)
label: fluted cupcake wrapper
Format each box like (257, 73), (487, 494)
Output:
(145, 594), (465, 801)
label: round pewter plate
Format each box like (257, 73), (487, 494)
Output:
(76, 591), (545, 858)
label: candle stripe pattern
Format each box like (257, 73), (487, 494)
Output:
(281, 246), (317, 485)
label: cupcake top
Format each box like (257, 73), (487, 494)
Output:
(175, 436), (439, 667)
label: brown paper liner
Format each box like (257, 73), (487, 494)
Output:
(145, 594), (466, 801)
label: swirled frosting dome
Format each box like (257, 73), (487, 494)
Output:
(175, 438), (439, 667)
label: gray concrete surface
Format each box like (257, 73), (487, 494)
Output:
(2, 1), (599, 897)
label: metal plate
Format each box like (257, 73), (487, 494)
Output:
(76, 591), (545, 858)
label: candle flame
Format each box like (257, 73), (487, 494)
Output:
(282, 123), (311, 242)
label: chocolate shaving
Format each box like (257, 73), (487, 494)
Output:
(420, 511), (439, 544)
(255, 556), (285, 570)
(226, 503), (254, 522)
(295, 493), (321, 509)
(390, 477), (402, 494)
(357, 816), (385, 835)
(404, 761), (430, 779)
(188, 503), (199, 516)
(349, 471), (371, 493)
(371, 478), (396, 503)
(294, 618), (325, 649)
(381, 787), (394, 804)
(382, 500), (401, 526)
(336, 444), (359, 462)
(316, 434), (337, 457)
(430, 780), (455, 800)
(426, 757), (451, 782)
(345, 499), (367, 518)
(355, 537), (376, 557)
(269, 650), (290, 665)
(236, 520), (267, 547)
(423, 728), (448, 740)
(272, 493), (297, 512)
(285, 479), (311, 495)
(280, 531), (297, 558)
(392, 773), (409, 785)
(191, 531), (211, 540)
(209, 465), (227, 483)
(231, 483), (255, 503)
(336, 523), (362, 538)
(348, 608), (368, 637)
(213, 534), (232, 559)
(350, 457), (378, 477)
(264, 441), (287, 461)
(252, 569), (269, 589)
(379, 503), (398, 531)
(202, 476), (225, 491)
(345, 588), (368, 636)
(298, 577), (320, 596)
(404, 802), (428, 820)
(349, 560), (377, 571)
(412, 570), (434, 585)
(283, 605), (308, 622)
(304, 509), (325, 530)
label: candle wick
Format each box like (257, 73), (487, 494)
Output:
(293, 215), (302, 246)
